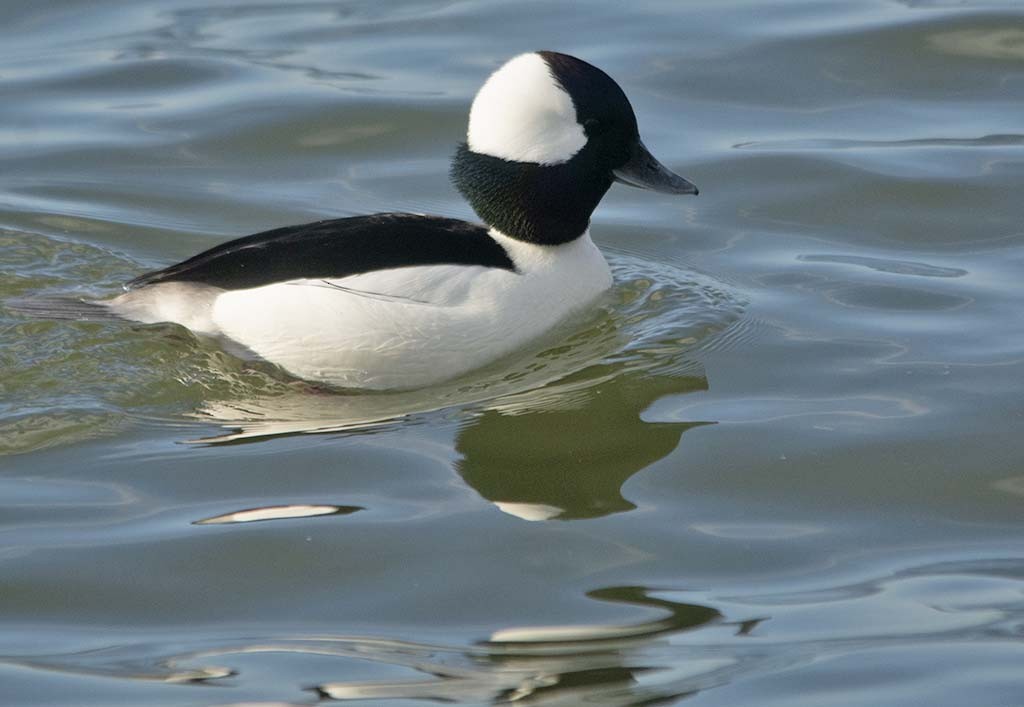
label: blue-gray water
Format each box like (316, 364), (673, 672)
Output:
(2, 1), (1024, 705)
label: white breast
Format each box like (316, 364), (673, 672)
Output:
(124, 231), (612, 389)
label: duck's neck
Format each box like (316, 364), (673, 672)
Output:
(450, 143), (612, 246)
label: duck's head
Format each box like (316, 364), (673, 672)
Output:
(451, 51), (698, 246)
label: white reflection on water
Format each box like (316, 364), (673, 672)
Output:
(193, 504), (362, 524)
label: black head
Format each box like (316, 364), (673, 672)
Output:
(451, 51), (697, 246)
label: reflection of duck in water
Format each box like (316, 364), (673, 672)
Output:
(457, 369), (712, 520)
(190, 354), (712, 521)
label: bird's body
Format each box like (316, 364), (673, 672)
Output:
(110, 215), (611, 389)
(13, 51), (697, 389)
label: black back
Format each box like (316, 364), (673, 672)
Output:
(128, 213), (515, 291)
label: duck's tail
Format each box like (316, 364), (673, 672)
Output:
(5, 295), (122, 322)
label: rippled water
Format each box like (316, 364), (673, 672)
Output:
(2, 1), (1024, 705)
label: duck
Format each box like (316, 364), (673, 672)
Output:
(17, 51), (698, 390)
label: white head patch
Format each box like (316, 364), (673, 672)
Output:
(467, 53), (587, 165)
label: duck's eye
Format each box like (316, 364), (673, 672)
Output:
(583, 118), (604, 137)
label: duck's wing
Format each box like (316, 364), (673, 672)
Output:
(127, 213), (515, 291)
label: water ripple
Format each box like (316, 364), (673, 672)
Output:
(735, 134), (1024, 150)
(1, 557), (1019, 705)
(797, 253), (968, 278)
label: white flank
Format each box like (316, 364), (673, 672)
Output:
(109, 231), (611, 389)
(209, 232), (611, 389)
(467, 52), (586, 164)
(108, 282), (222, 335)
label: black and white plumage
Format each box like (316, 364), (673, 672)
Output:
(15, 51), (698, 389)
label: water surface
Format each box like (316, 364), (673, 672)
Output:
(2, 1), (1023, 705)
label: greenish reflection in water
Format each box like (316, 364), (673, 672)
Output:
(458, 372), (712, 520)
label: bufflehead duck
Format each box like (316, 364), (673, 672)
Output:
(21, 52), (698, 390)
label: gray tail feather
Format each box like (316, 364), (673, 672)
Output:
(5, 295), (122, 322)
